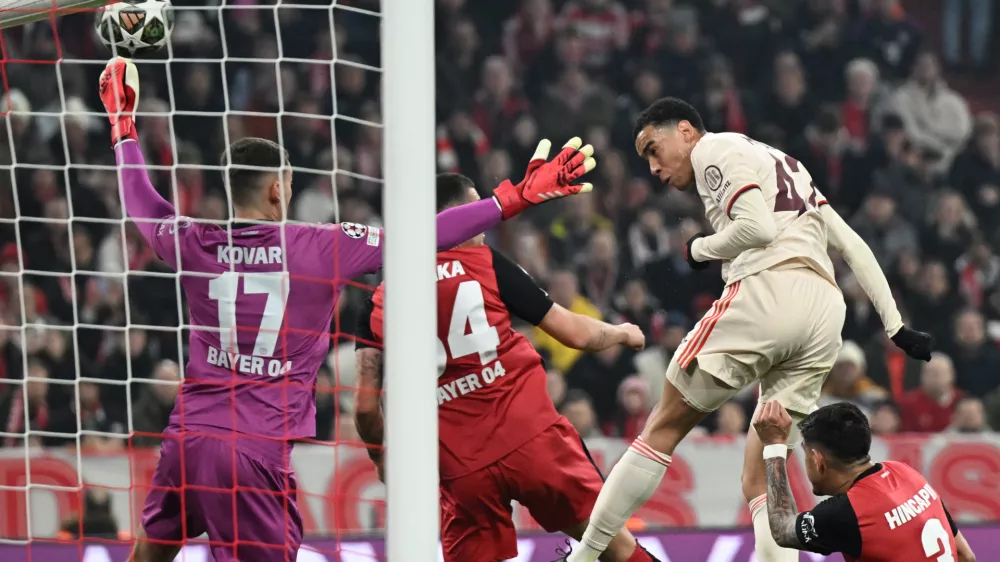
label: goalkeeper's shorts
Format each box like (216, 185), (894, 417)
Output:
(142, 427), (303, 562)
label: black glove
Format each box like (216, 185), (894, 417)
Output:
(685, 233), (711, 270)
(890, 326), (933, 361)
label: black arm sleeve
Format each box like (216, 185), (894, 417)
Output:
(944, 503), (958, 536)
(354, 296), (378, 350)
(490, 247), (553, 326)
(795, 494), (863, 559)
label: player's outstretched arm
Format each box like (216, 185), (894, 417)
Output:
(353, 297), (385, 479)
(338, 138), (596, 276)
(99, 57), (175, 240)
(539, 305), (645, 352)
(822, 205), (932, 360)
(353, 347), (385, 478)
(486, 247), (645, 351)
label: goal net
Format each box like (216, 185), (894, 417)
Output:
(0, 0), (439, 560)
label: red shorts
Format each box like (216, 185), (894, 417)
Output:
(439, 417), (604, 562)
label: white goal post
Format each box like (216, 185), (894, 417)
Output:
(0, 0), (111, 28)
(382, 0), (440, 561)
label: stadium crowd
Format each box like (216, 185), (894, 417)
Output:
(0, 0), (997, 458)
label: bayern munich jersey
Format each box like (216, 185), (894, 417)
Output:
(794, 461), (958, 561)
(691, 132), (837, 286)
(357, 245), (561, 479)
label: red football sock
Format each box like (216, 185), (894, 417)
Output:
(626, 544), (655, 562)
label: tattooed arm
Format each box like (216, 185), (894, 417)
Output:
(764, 456), (805, 548)
(353, 347), (385, 463)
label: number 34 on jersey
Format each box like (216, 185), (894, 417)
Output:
(436, 279), (506, 405)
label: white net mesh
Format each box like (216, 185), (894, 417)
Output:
(0, 1), (388, 558)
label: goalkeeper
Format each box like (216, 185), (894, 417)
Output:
(99, 57), (597, 562)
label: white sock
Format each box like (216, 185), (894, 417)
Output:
(568, 437), (671, 562)
(749, 494), (799, 562)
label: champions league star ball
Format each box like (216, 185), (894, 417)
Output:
(96, 0), (174, 57)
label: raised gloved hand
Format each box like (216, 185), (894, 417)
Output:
(890, 326), (933, 361)
(492, 137), (596, 220)
(685, 233), (711, 270)
(98, 57), (140, 145)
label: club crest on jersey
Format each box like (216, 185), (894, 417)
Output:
(704, 165), (724, 191)
(341, 222), (368, 239)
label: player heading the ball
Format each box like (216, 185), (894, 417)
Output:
(565, 98), (934, 562)
(99, 57), (598, 562)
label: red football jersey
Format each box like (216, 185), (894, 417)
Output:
(795, 461), (958, 562)
(364, 245), (561, 479)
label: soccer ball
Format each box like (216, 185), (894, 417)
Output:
(96, 0), (174, 57)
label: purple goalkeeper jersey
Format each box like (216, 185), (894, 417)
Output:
(116, 140), (502, 440)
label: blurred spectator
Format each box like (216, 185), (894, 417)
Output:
(502, 0), (557, 72)
(132, 360), (180, 447)
(898, 352), (963, 433)
(889, 50), (972, 170)
(852, 0), (922, 81)
(558, 0), (630, 73)
(534, 67), (616, 144)
(546, 369), (568, 410)
(578, 229), (624, 311)
(948, 396), (991, 433)
(948, 308), (1000, 396)
(1, 360), (51, 448)
(624, 207), (670, 272)
(818, 340), (888, 415)
(763, 51), (816, 141)
(841, 58), (888, 147)
(921, 190), (976, 265)
(560, 389), (601, 438)
(602, 375), (650, 440)
(549, 194), (614, 265)
(566, 342), (636, 423)
(314, 365), (338, 442)
(950, 113), (1000, 230)
(473, 56), (530, 143)
(694, 55), (754, 138)
(714, 400), (748, 437)
(942, 0), (994, 72)
(909, 261), (966, 347)
(534, 269), (602, 373)
(633, 310), (687, 402)
(59, 488), (119, 539)
(869, 401), (902, 435)
(850, 189), (918, 268)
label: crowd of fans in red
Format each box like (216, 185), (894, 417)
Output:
(0, 0), (996, 453)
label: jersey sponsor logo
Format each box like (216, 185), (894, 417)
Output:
(341, 222), (369, 239)
(437, 360), (506, 404)
(799, 512), (819, 543)
(704, 165), (724, 191)
(884, 482), (940, 530)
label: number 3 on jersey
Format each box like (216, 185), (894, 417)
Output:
(437, 280), (500, 376)
(921, 518), (954, 562)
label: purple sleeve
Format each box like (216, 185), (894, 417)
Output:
(334, 198), (502, 277)
(115, 140), (182, 268)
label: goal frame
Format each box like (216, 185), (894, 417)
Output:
(382, 0), (439, 560)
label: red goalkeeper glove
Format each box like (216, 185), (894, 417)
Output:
(492, 137), (596, 220)
(98, 57), (140, 146)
